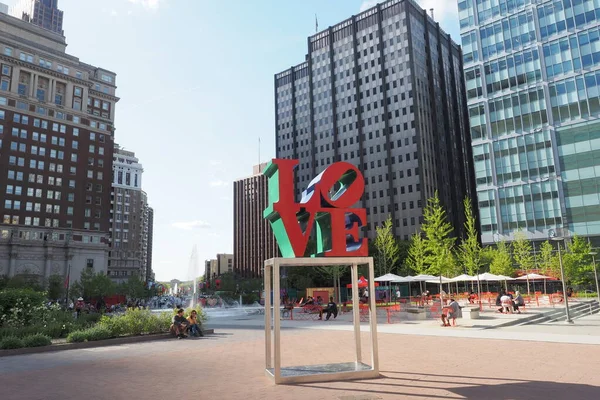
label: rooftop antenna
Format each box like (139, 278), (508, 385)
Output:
(430, 8), (434, 19)
(315, 14), (318, 33)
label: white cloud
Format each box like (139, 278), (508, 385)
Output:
(208, 160), (222, 166)
(127, 0), (165, 10)
(172, 220), (211, 230)
(209, 180), (229, 187)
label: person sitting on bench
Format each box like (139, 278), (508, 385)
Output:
(513, 291), (525, 314)
(171, 308), (189, 339)
(319, 297), (338, 321)
(441, 298), (461, 327)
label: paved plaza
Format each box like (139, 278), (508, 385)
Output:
(1, 314), (600, 400)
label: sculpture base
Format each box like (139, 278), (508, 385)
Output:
(266, 362), (378, 384)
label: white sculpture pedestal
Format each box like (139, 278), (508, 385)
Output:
(263, 257), (379, 384)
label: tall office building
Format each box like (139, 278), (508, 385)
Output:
(275, 0), (477, 241)
(459, 0), (600, 245)
(144, 206), (154, 282)
(10, 0), (64, 36)
(204, 254), (233, 285)
(233, 163), (277, 279)
(108, 145), (152, 283)
(0, 11), (118, 283)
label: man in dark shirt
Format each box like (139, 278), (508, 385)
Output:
(319, 297), (338, 321)
(172, 308), (189, 338)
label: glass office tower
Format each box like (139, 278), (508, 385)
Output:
(459, 0), (600, 245)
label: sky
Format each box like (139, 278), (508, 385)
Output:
(3, 0), (460, 281)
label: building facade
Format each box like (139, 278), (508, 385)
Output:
(233, 163), (277, 279)
(0, 11), (118, 283)
(143, 206), (154, 282)
(10, 0), (64, 36)
(459, 0), (600, 245)
(107, 145), (150, 283)
(275, 0), (477, 241)
(204, 253), (233, 284)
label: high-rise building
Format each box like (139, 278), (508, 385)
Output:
(275, 0), (477, 241)
(108, 145), (149, 283)
(459, 0), (600, 245)
(0, 12), (118, 283)
(144, 206), (154, 282)
(204, 254), (233, 284)
(204, 258), (216, 283)
(233, 163), (277, 279)
(10, 0), (64, 36)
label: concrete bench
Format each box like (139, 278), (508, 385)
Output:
(462, 306), (480, 319)
(406, 307), (426, 320)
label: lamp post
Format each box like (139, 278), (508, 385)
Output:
(551, 237), (573, 323)
(589, 250), (600, 305)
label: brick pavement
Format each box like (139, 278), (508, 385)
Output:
(1, 328), (599, 400)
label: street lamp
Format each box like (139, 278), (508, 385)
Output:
(589, 250), (600, 305)
(551, 235), (573, 324)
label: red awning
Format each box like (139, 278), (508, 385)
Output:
(346, 276), (379, 288)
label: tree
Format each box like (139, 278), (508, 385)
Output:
(75, 268), (115, 300)
(489, 241), (513, 277)
(316, 265), (345, 303)
(458, 197), (482, 277)
(538, 240), (559, 277)
(562, 235), (592, 285)
(118, 277), (146, 300)
(421, 192), (456, 277)
(406, 233), (427, 275)
(513, 231), (534, 276)
(396, 240), (411, 276)
(373, 216), (401, 276)
(47, 274), (64, 301)
(537, 240), (558, 293)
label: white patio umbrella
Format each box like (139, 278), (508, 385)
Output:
(515, 273), (553, 280)
(450, 274), (476, 282)
(516, 273), (555, 294)
(374, 273), (403, 282)
(425, 276), (453, 283)
(374, 273), (403, 302)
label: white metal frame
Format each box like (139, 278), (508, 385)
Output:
(264, 257), (379, 384)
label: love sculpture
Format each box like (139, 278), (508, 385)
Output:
(262, 159), (379, 385)
(262, 159), (368, 258)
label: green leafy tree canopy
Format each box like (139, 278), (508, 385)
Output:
(373, 216), (401, 276)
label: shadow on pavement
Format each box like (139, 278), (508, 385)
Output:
(295, 371), (600, 399)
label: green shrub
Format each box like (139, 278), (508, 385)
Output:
(66, 325), (113, 343)
(85, 326), (112, 341)
(98, 309), (172, 336)
(22, 334), (52, 347)
(0, 336), (24, 350)
(66, 330), (88, 343)
(182, 306), (207, 323)
(0, 289), (46, 327)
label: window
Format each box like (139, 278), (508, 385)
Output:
(4, 47), (12, 57)
(19, 52), (34, 63)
